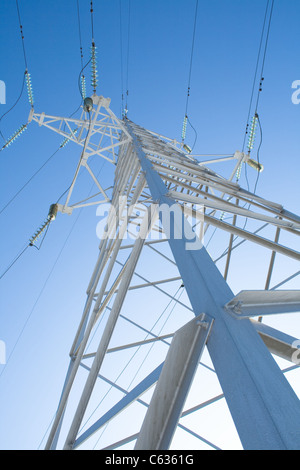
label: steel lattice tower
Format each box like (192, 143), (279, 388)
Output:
(29, 94), (300, 450)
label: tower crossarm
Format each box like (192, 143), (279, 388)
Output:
(28, 95), (132, 213)
(124, 120), (300, 260)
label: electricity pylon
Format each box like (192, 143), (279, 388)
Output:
(30, 94), (300, 450)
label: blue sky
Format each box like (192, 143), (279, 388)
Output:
(0, 0), (299, 450)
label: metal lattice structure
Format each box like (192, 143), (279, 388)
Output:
(30, 95), (300, 450)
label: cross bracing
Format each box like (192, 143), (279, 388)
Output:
(31, 95), (300, 451)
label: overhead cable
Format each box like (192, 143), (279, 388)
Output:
(181, 0), (199, 150)
(0, 1), (34, 148)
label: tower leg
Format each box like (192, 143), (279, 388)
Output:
(63, 205), (157, 450)
(126, 121), (300, 450)
(135, 315), (213, 450)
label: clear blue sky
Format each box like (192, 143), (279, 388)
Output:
(0, 0), (299, 450)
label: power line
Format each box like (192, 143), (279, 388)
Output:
(254, 0), (275, 113)
(236, 0), (274, 215)
(90, 1), (98, 95)
(16, 0), (34, 108)
(0, 147), (60, 216)
(242, 0), (270, 152)
(119, 0), (125, 117)
(0, 101), (92, 282)
(119, 0), (131, 118)
(125, 0), (131, 117)
(242, 0), (275, 153)
(0, 129), (107, 375)
(181, 0), (199, 147)
(76, 0), (84, 71)
(184, 0), (199, 119)
(90, 1), (95, 42)
(0, 71), (26, 145)
(0, 105), (89, 216)
(15, 0), (28, 69)
(0, 209), (83, 382)
(247, 0), (274, 196)
(0, 245), (29, 281)
(187, 115), (198, 151)
(76, 1), (98, 99)
(0, 1), (34, 146)
(76, 0), (86, 100)
(253, 113), (263, 194)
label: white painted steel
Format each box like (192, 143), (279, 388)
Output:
(33, 96), (300, 450)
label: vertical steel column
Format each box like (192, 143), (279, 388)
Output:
(135, 315), (213, 450)
(63, 204), (158, 450)
(45, 139), (143, 450)
(126, 121), (300, 450)
(223, 199), (239, 281)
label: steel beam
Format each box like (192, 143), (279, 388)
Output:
(168, 190), (300, 231)
(252, 320), (300, 363)
(126, 120), (300, 450)
(225, 290), (300, 317)
(196, 210), (300, 261)
(73, 362), (164, 449)
(134, 315), (213, 450)
(63, 205), (157, 450)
